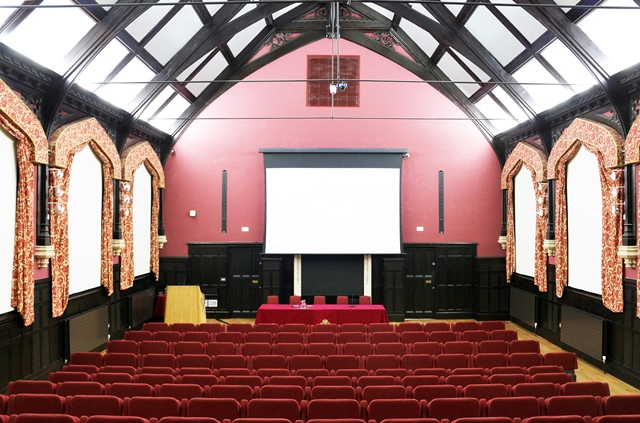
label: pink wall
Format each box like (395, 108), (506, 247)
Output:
(162, 39), (504, 258)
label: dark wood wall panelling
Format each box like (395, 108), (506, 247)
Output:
(510, 267), (640, 389)
(0, 265), (156, 393)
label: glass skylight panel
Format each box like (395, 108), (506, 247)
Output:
(438, 52), (481, 97)
(230, 3), (257, 22)
(366, 3), (395, 21)
(125, 0), (173, 42)
(492, 86), (528, 124)
(475, 94), (518, 133)
(227, 20), (264, 57)
(0, 1), (23, 28)
(95, 0), (118, 10)
(400, 19), (440, 57)
(177, 55), (209, 82)
(96, 57), (155, 112)
(553, 0), (582, 14)
(492, 0), (547, 44)
(205, 3), (222, 17)
(414, 6), (437, 22)
(452, 48), (491, 82)
(540, 40), (596, 94)
(139, 86), (174, 121)
(513, 58), (572, 113)
(272, 3), (300, 20)
(145, 6), (202, 66)
(2, 0), (95, 70)
(149, 95), (190, 133)
(444, 2), (464, 18)
(186, 52), (228, 97)
(577, 0), (640, 75)
(76, 39), (130, 93)
(465, 6), (524, 66)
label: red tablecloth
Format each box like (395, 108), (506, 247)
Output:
(254, 304), (389, 325)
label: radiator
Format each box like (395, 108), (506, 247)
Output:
(131, 287), (156, 328)
(561, 305), (605, 361)
(68, 306), (109, 354)
(510, 287), (536, 327)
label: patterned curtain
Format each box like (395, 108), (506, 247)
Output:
(622, 116), (640, 317)
(148, 162), (160, 280)
(120, 179), (135, 290)
(533, 175), (548, 292)
(505, 162), (522, 283)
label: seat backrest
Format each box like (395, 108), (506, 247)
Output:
(267, 295), (279, 304)
(158, 383), (205, 400)
(477, 340), (509, 354)
(486, 396), (542, 419)
(267, 375), (307, 387)
(178, 374), (220, 389)
(103, 352), (138, 367)
(49, 371), (92, 383)
(357, 375), (397, 389)
(245, 333), (273, 344)
(451, 322), (480, 333)
(107, 382), (155, 399)
(178, 367), (214, 376)
(260, 385), (306, 403)
(216, 332), (244, 344)
(368, 323), (395, 333)
(276, 332), (304, 344)
(530, 373), (573, 384)
(444, 374), (485, 388)
(545, 395), (601, 417)
(512, 382), (557, 398)
(339, 332), (367, 344)
(127, 397), (182, 419)
(526, 365), (564, 376)
(522, 417), (586, 423)
(544, 352), (578, 371)
(400, 354), (433, 371)
(247, 398), (301, 422)
(154, 331), (182, 342)
(365, 354), (398, 371)
(479, 321), (506, 331)
(412, 342), (442, 356)
(275, 343), (306, 358)
(412, 385), (458, 402)
(342, 342), (373, 357)
(307, 398), (362, 420)
(93, 372), (135, 384)
(178, 354), (211, 369)
(314, 323), (339, 333)
(206, 342), (237, 356)
(312, 376), (352, 387)
(562, 381), (610, 397)
(361, 385), (407, 402)
(141, 353), (176, 368)
(134, 373), (176, 385)
(56, 381), (105, 396)
(143, 322), (171, 332)
(254, 354), (288, 370)
(509, 340), (540, 353)
(290, 354), (322, 370)
(223, 375), (264, 387)
(337, 296), (349, 305)
(460, 330), (490, 343)
(8, 393), (65, 415)
(311, 385), (357, 399)
(488, 373), (529, 386)
(368, 398), (422, 422)
(397, 323), (423, 333)
(11, 414), (80, 423)
(423, 322), (451, 333)
(171, 323), (196, 332)
(125, 331), (154, 341)
(7, 380), (56, 395)
(217, 368), (252, 377)
(436, 354), (470, 370)
(508, 353), (543, 368)
(241, 342), (272, 357)
(401, 375), (441, 388)
(175, 341), (205, 355)
(413, 368), (448, 377)
(209, 384), (255, 402)
(187, 397), (241, 420)
(370, 332), (399, 344)
(213, 354), (246, 369)
(341, 323), (367, 333)
(326, 355), (358, 371)
(289, 295), (301, 305)
(197, 323), (225, 334)
(359, 296), (371, 305)
(443, 341), (474, 355)
(181, 332), (212, 343)
(490, 330), (518, 342)
(67, 394), (123, 417)
(375, 342), (405, 356)
(603, 395), (640, 415)
(462, 383), (509, 400)
(107, 340), (139, 354)
(429, 331), (457, 343)
(474, 353), (508, 369)
(400, 332), (428, 345)
(70, 352), (104, 367)
(281, 323), (308, 334)
(226, 323), (253, 334)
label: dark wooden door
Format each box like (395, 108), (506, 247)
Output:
(228, 246), (263, 317)
(404, 246), (436, 318)
(188, 244), (229, 318)
(434, 245), (475, 317)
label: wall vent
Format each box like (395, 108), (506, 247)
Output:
(132, 287), (156, 328)
(561, 305), (605, 361)
(68, 306), (108, 355)
(510, 287), (536, 327)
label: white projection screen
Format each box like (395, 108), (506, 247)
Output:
(68, 145), (103, 295)
(0, 128), (17, 315)
(514, 166), (536, 277)
(133, 165), (152, 276)
(567, 144), (602, 295)
(262, 150), (404, 255)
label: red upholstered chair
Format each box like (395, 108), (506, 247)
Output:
(281, 323), (308, 333)
(489, 366), (527, 375)
(429, 331), (457, 343)
(312, 376), (352, 387)
(206, 342), (237, 356)
(307, 398), (362, 420)
(139, 366), (175, 375)
(158, 383), (205, 400)
(209, 385), (255, 402)
(223, 375), (264, 388)
(198, 323), (225, 334)
(6, 380), (56, 395)
(530, 372), (573, 384)
(56, 381), (105, 396)
(400, 332), (428, 345)
(178, 375), (219, 389)
(307, 419), (366, 423)
(107, 382), (155, 399)
(267, 375), (308, 387)
(126, 397), (181, 420)
(359, 296), (371, 305)
(341, 323), (367, 333)
(368, 323), (395, 333)
(443, 341), (475, 355)
(397, 322), (423, 333)
(125, 331), (154, 341)
(462, 383), (509, 400)
(545, 395), (601, 418)
(486, 396), (542, 420)
(454, 418), (512, 423)
(296, 368), (330, 380)
(337, 296), (349, 305)
(343, 342), (373, 357)
(104, 353), (138, 367)
(241, 342), (273, 357)
(562, 381), (610, 397)
(254, 323), (280, 334)
(216, 332), (244, 344)
(423, 322), (451, 333)
(308, 343), (339, 357)
(361, 385), (407, 402)
(311, 385), (357, 400)
(490, 330), (518, 342)
(178, 367), (214, 375)
(254, 354), (287, 370)
(336, 369), (369, 380)
(70, 352), (104, 367)
(603, 395), (640, 415)
(527, 365), (564, 376)
(488, 373), (529, 386)
(134, 373), (177, 385)
(401, 354), (433, 371)
(275, 343), (305, 357)
(508, 353), (543, 368)
(326, 355), (359, 372)
(460, 330), (490, 343)
(93, 372), (134, 384)
(450, 368), (487, 376)
(314, 296), (326, 305)
(154, 331), (182, 343)
(175, 341), (205, 355)
(290, 354), (323, 371)
(479, 321), (506, 331)
(428, 398), (482, 421)
(452, 322), (480, 333)
(364, 354), (398, 373)
(357, 375), (397, 389)
(445, 374), (486, 388)
(522, 417), (586, 423)
(158, 418), (219, 423)
(260, 385), (306, 403)
(478, 340), (509, 354)
(139, 340), (170, 355)
(509, 340), (540, 353)
(267, 295), (279, 304)
(49, 371), (92, 383)
(436, 354), (470, 370)
(289, 295), (301, 305)
(246, 398), (301, 422)
(255, 370), (291, 380)
(368, 398), (423, 422)
(141, 353), (177, 368)
(544, 352), (578, 372)
(474, 353), (509, 369)
(339, 332), (367, 344)
(108, 340), (139, 354)
(412, 385), (458, 402)
(178, 354), (211, 369)
(7, 393), (66, 415)
(413, 368), (448, 377)
(370, 332), (399, 344)
(400, 375), (441, 388)
(314, 323), (339, 333)
(143, 322), (170, 332)
(10, 415), (80, 423)
(66, 394), (123, 417)
(217, 368), (252, 377)
(234, 419), (292, 423)
(275, 332), (304, 344)
(375, 342), (406, 356)
(63, 364), (101, 374)
(412, 342), (442, 356)
(227, 323), (253, 334)
(213, 354), (247, 369)
(308, 332), (336, 343)
(512, 382), (558, 399)
(171, 323), (196, 332)
(186, 397), (241, 421)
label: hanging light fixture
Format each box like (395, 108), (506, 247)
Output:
(328, 1), (347, 97)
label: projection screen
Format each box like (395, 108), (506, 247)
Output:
(261, 149), (405, 255)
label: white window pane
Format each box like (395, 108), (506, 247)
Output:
(139, 86), (174, 121)
(540, 40), (597, 94)
(230, 3), (257, 22)
(177, 54), (208, 82)
(513, 58), (572, 113)
(492, 0), (547, 43)
(475, 94), (519, 133)
(465, 7), (524, 66)
(96, 57), (155, 112)
(149, 95), (190, 133)
(0, 1), (23, 28)
(400, 19), (440, 57)
(3, 0), (95, 70)
(228, 20), (264, 57)
(577, 0), (640, 74)
(126, 0), (173, 42)
(453, 49), (491, 82)
(145, 5), (202, 65)
(77, 39), (130, 92)
(273, 3), (300, 20)
(438, 52), (480, 97)
(366, 3), (394, 20)
(492, 86), (528, 123)
(554, 0), (581, 13)
(445, 2), (464, 17)
(186, 52), (228, 97)
(205, 3), (222, 17)
(95, 0), (118, 10)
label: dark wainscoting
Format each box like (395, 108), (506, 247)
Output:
(475, 257), (510, 320)
(0, 265), (157, 393)
(158, 256), (189, 292)
(510, 267), (640, 389)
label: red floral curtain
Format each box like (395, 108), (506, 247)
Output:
(505, 161), (521, 283)
(622, 115), (640, 317)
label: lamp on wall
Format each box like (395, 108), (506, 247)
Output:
(113, 181), (131, 256)
(327, 2), (347, 97)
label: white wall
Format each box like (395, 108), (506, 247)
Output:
(567, 144), (602, 295)
(68, 145), (103, 295)
(133, 165), (152, 276)
(514, 166), (536, 277)
(0, 128), (17, 314)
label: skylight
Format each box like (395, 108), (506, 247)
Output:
(96, 57), (155, 113)
(540, 40), (597, 94)
(475, 94), (519, 134)
(76, 39), (130, 93)
(513, 58), (573, 113)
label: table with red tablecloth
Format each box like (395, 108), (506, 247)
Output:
(254, 304), (389, 325)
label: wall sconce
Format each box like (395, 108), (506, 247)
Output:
(497, 235), (507, 250)
(158, 235), (168, 249)
(121, 182), (131, 217)
(48, 168), (66, 215)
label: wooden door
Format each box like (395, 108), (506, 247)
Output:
(404, 246), (436, 318)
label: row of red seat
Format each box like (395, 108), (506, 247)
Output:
(1, 393), (638, 421)
(107, 340), (528, 356)
(1, 414), (639, 423)
(140, 321), (507, 334)
(125, 329), (518, 344)
(69, 351), (577, 374)
(5, 378), (612, 401)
